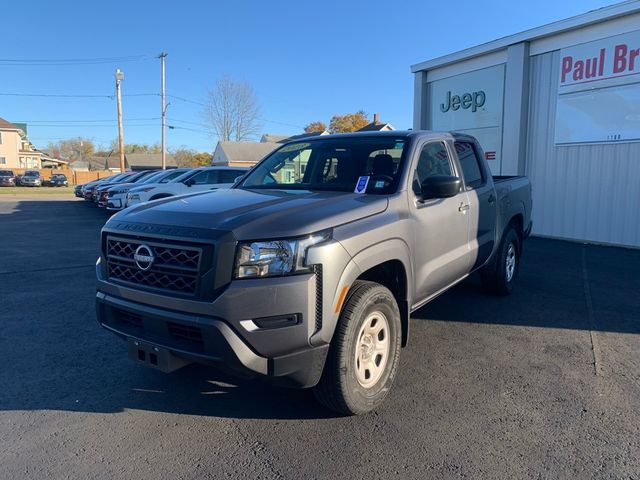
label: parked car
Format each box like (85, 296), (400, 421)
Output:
(0, 170), (16, 187)
(74, 184), (84, 197)
(125, 166), (248, 206)
(20, 170), (42, 187)
(83, 173), (130, 201)
(96, 131), (532, 415)
(106, 168), (191, 211)
(97, 171), (157, 208)
(48, 173), (69, 187)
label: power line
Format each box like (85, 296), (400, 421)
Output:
(0, 92), (159, 99)
(166, 94), (206, 106)
(0, 54), (154, 66)
(18, 124), (160, 128)
(0, 92), (112, 98)
(13, 117), (160, 123)
(167, 117), (209, 128)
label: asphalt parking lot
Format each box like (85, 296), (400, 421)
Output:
(1, 196), (639, 480)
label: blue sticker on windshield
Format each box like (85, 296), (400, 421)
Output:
(354, 176), (370, 194)
(375, 180), (385, 188)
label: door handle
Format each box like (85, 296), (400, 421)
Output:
(458, 203), (470, 213)
(488, 194), (496, 204)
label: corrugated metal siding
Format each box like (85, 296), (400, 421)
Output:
(526, 50), (640, 248)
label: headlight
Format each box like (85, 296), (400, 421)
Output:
(110, 189), (128, 195)
(234, 230), (331, 279)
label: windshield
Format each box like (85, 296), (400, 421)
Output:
(52, 174), (66, 179)
(127, 171), (155, 183)
(239, 136), (408, 194)
(0, 170), (13, 176)
(105, 173), (128, 183)
(139, 171), (165, 184)
(159, 168), (189, 183)
(172, 168), (202, 183)
(25, 171), (40, 177)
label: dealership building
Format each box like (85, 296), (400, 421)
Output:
(412, 1), (640, 248)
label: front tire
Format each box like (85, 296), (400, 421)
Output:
(313, 281), (401, 415)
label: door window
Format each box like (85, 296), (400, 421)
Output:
(219, 170), (242, 183)
(189, 170), (215, 185)
(454, 142), (484, 189)
(412, 142), (453, 195)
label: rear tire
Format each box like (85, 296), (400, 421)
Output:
(313, 280), (401, 415)
(481, 227), (520, 295)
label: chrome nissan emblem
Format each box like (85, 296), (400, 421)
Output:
(133, 244), (154, 271)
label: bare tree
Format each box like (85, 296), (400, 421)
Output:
(203, 75), (261, 142)
(46, 138), (95, 161)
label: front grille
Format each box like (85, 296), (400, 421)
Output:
(106, 236), (203, 296)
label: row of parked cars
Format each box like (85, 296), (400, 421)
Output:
(75, 166), (249, 211)
(0, 170), (69, 187)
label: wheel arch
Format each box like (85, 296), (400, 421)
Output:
(317, 238), (412, 348)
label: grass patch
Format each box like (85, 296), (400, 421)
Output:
(0, 186), (76, 195)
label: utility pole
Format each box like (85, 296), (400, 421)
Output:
(160, 52), (167, 170)
(115, 69), (125, 173)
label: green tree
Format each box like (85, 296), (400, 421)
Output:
(170, 149), (211, 167)
(108, 140), (162, 154)
(192, 152), (212, 167)
(328, 111), (369, 133)
(304, 121), (327, 133)
(171, 148), (196, 167)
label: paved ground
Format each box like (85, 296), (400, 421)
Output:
(1, 197), (639, 480)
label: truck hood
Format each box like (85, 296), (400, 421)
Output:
(110, 188), (388, 239)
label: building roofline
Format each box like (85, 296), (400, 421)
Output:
(410, 0), (640, 73)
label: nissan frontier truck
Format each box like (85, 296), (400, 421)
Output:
(96, 131), (532, 415)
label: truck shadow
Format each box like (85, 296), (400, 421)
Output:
(414, 237), (640, 335)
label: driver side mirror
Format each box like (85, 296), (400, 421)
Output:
(420, 175), (461, 200)
(184, 178), (195, 187)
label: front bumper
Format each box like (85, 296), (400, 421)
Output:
(96, 268), (329, 388)
(106, 194), (126, 210)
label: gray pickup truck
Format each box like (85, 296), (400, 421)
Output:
(96, 131), (532, 415)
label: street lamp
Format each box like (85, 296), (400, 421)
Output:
(115, 69), (125, 173)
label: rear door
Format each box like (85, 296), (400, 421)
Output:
(189, 170), (220, 192)
(409, 140), (472, 305)
(453, 140), (497, 269)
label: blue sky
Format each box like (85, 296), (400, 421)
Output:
(1, 0), (618, 153)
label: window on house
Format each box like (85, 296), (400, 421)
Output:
(0, 157), (6, 165)
(0, 132), (3, 144)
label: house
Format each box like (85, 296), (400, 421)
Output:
(0, 118), (43, 169)
(70, 153), (176, 171)
(212, 141), (279, 167)
(260, 134), (290, 143)
(213, 131), (330, 168)
(125, 153), (176, 171)
(358, 113), (395, 132)
(261, 131), (329, 143)
(39, 151), (68, 169)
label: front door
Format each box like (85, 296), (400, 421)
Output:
(410, 141), (471, 306)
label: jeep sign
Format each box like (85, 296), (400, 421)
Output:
(440, 90), (486, 113)
(429, 64), (505, 172)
